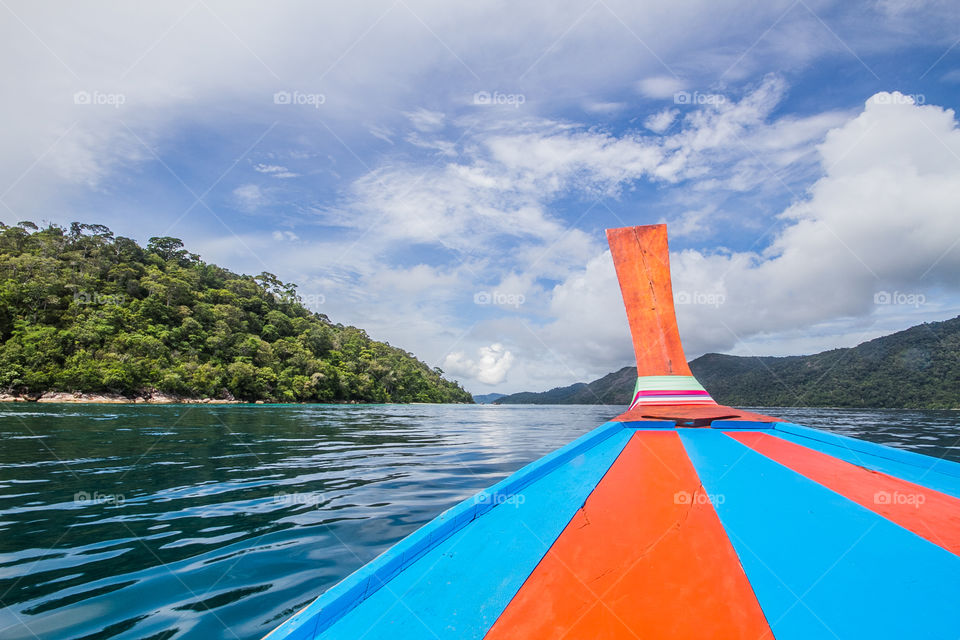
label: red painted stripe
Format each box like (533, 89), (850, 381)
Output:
(616, 404), (775, 423)
(484, 431), (773, 640)
(634, 399), (717, 405)
(729, 431), (960, 556)
(637, 390), (712, 396)
(637, 400), (716, 407)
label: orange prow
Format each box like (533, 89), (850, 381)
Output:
(607, 224), (775, 423)
(606, 225), (691, 376)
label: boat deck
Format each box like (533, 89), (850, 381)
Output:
(267, 420), (960, 639)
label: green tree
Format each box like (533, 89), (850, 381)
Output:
(0, 222), (473, 404)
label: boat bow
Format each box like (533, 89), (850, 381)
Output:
(607, 224), (774, 424)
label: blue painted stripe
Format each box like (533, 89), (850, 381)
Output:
(772, 422), (960, 499)
(265, 420), (628, 640)
(619, 420), (774, 430)
(679, 428), (960, 640)
(710, 420), (774, 430)
(317, 427), (635, 639)
(618, 420), (676, 429)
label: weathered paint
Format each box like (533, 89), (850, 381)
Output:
(606, 225), (690, 377)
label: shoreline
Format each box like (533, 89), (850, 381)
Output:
(0, 391), (247, 404)
(0, 392), (474, 405)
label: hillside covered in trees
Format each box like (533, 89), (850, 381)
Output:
(495, 316), (960, 409)
(690, 316), (960, 408)
(0, 221), (472, 403)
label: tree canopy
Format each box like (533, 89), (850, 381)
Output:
(0, 221), (472, 404)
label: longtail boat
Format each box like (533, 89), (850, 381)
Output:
(265, 224), (960, 639)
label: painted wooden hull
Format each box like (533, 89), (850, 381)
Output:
(265, 225), (960, 639)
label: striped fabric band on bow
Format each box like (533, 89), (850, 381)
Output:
(627, 375), (717, 410)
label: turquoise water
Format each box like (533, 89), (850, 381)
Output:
(0, 404), (957, 639)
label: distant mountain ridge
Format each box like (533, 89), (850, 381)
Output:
(494, 316), (960, 409)
(494, 368), (635, 406)
(472, 393), (506, 404)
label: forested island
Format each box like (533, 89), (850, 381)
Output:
(0, 221), (472, 404)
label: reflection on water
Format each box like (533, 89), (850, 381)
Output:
(0, 404), (957, 639)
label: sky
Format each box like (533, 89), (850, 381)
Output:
(2, 0), (960, 395)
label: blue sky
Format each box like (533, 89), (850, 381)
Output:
(3, 0), (960, 394)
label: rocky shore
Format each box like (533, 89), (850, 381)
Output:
(0, 390), (247, 404)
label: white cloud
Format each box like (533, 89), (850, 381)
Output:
(670, 206), (716, 238)
(272, 230), (298, 241)
(657, 75), (850, 193)
(542, 251), (632, 370)
(255, 163), (299, 178)
(542, 92), (960, 369)
(368, 124), (395, 144)
(6, 0), (956, 217)
(371, 264), (462, 297)
(645, 108), (678, 133)
(443, 343), (515, 385)
(323, 76), (840, 266)
(637, 75), (685, 99)
(300, 77), (873, 391)
(404, 132), (458, 156)
(406, 108), (446, 132)
(585, 101), (626, 114)
(941, 69), (960, 84)
(484, 127), (664, 195)
(233, 184), (266, 211)
(323, 120), (665, 263)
